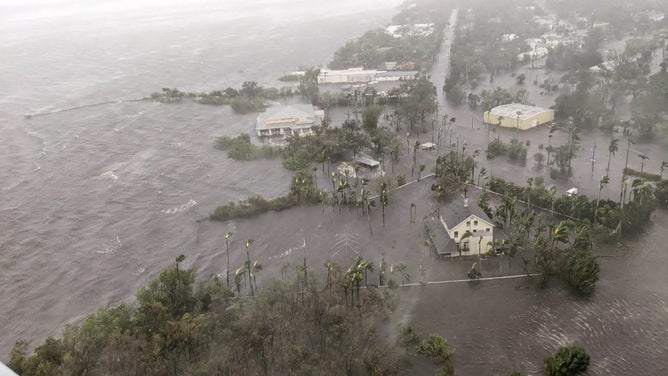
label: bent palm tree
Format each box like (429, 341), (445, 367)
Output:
(251, 261), (262, 292)
(594, 175), (609, 223)
(324, 259), (339, 289)
(638, 153), (649, 173)
(607, 137), (618, 174)
(234, 267), (245, 296)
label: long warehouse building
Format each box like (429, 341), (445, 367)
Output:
(483, 103), (554, 130)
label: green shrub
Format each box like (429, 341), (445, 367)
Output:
(486, 138), (526, 162)
(397, 324), (421, 347)
(544, 346), (590, 376)
(560, 247), (599, 297)
(415, 334), (454, 364)
(215, 134), (279, 161)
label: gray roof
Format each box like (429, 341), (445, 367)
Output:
(355, 156), (380, 167)
(487, 103), (553, 120)
(441, 191), (492, 228)
(256, 104), (316, 131)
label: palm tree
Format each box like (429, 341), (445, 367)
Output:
(234, 267), (245, 296)
(175, 254), (186, 276)
(594, 175), (610, 223)
(477, 167), (487, 187)
(607, 137), (619, 174)
(638, 153), (649, 172)
(379, 182), (389, 226)
(412, 141), (420, 176)
(354, 256), (374, 287)
(418, 164), (426, 181)
(395, 263), (410, 285)
(225, 231), (233, 287)
(344, 259), (365, 304)
(431, 184), (444, 215)
(660, 161), (668, 180)
(244, 239), (254, 297)
(251, 261), (262, 292)
(379, 253), (387, 286)
(459, 231), (473, 257)
(550, 221), (570, 252)
(324, 259), (339, 289)
(526, 177), (534, 208)
(175, 254), (186, 307)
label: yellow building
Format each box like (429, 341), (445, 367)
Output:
(483, 103), (554, 130)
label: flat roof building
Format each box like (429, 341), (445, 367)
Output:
(483, 103), (554, 130)
(318, 68), (416, 84)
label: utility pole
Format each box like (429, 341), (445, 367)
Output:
(620, 138), (631, 204)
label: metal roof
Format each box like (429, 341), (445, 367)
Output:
(487, 103), (553, 120)
(355, 156), (380, 167)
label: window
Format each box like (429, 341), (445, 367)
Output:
(473, 229), (477, 233)
(454, 231), (459, 238)
(466, 221), (470, 227)
(486, 228), (491, 232)
(474, 220), (478, 226)
(457, 242), (470, 251)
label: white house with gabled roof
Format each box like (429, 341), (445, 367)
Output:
(436, 194), (502, 257)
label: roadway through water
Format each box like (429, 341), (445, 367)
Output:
(412, 7), (668, 375)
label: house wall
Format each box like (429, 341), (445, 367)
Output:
(447, 214), (495, 255)
(483, 110), (554, 130)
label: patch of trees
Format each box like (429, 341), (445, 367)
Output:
(209, 171), (320, 221)
(9, 256), (401, 375)
(487, 176), (661, 239)
(554, 50), (668, 138)
(544, 345), (590, 376)
(215, 133), (279, 160)
(397, 325), (455, 376)
(329, 27), (443, 71)
(149, 81), (298, 114)
(445, 0), (542, 102)
(546, 0), (658, 31)
(486, 138), (528, 163)
(545, 44), (602, 72)
(393, 73), (438, 131)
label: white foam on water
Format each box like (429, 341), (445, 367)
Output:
(99, 170), (118, 181)
(161, 198), (197, 214)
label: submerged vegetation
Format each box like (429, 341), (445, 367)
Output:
(209, 171), (320, 221)
(150, 81), (298, 114)
(215, 133), (279, 160)
(9, 256), (404, 375)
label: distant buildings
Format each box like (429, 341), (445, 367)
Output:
(483, 103), (554, 130)
(256, 104), (324, 138)
(385, 23), (435, 38)
(317, 68), (417, 84)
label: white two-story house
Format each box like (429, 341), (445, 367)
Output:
(437, 196), (500, 257)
